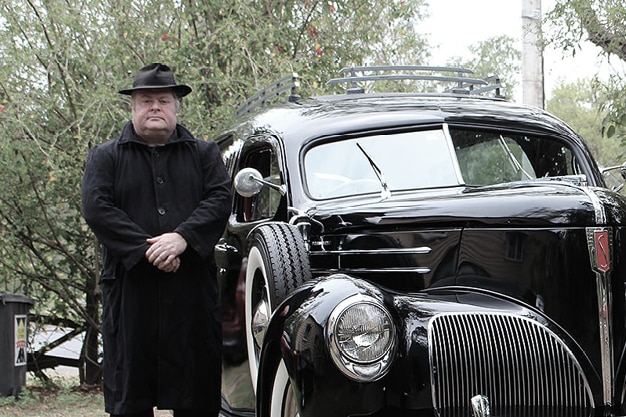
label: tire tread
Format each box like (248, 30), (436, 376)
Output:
(253, 223), (312, 306)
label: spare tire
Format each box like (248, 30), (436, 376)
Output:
(245, 223), (311, 392)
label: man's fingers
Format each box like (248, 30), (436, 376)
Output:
(145, 240), (172, 263)
(154, 255), (180, 273)
(146, 233), (187, 271)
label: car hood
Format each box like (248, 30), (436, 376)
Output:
(300, 182), (625, 387)
(306, 182), (602, 229)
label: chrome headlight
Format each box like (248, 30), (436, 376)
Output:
(327, 294), (396, 381)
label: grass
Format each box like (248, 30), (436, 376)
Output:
(0, 374), (173, 417)
(0, 362), (256, 417)
(0, 375), (106, 417)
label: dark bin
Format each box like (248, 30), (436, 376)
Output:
(0, 292), (34, 398)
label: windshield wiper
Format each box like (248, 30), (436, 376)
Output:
(356, 142), (392, 200)
(498, 135), (533, 180)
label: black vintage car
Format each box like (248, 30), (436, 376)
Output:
(213, 66), (626, 417)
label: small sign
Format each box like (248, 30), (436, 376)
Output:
(587, 227), (613, 274)
(14, 315), (27, 366)
(594, 230), (611, 273)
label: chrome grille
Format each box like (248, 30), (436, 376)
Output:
(429, 313), (594, 417)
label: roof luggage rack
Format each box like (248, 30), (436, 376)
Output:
(235, 73), (301, 117)
(327, 65), (504, 97)
(234, 65), (504, 118)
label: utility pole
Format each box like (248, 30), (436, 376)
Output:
(522, 0), (545, 108)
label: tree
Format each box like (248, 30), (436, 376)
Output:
(545, 0), (626, 140)
(546, 78), (624, 166)
(546, 0), (626, 60)
(446, 36), (521, 100)
(0, 0), (430, 385)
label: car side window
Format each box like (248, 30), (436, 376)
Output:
(454, 135), (536, 185)
(237, 146), (282, 222)
(449, 129), (580, 186)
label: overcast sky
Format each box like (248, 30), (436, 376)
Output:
(419, 0), (613, 100)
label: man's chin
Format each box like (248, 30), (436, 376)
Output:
(142, 121), (171, 133)
(136, 125), (174, 144)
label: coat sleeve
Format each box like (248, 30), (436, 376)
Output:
(81, 143), (151, 270)
(174, 140), (232, 259)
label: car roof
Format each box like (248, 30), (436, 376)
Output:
(218, 67), (604, 206)
(218, 66), (588, 159)
(229, 93), (581, 149)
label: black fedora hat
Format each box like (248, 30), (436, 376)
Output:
(118, 63), (192, 97)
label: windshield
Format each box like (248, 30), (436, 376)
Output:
(304, 126), (583, 200)
(305, 129), (459, 199)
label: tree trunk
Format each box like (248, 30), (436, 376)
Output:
(81, 247), (102, 385)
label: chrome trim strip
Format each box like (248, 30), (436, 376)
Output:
(539, 185), (611, 406)
(442, 123), (465, 184)
(312, 267), (431, 274)
(582, 186), (607, 224)
(586, 226), (614, 406)
(310, 247), (432, 255)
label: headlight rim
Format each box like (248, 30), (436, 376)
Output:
(326, 294), (396, 382)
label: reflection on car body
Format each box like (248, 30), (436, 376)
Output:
(213, 66), (626, 417)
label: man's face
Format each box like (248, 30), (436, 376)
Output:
(131, 90), (178, 144)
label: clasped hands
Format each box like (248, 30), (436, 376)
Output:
(145, 232), (187, 273)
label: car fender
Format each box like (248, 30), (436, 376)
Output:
(257, 274), (603, 417)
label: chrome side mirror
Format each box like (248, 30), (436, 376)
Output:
(234, 167), (286, 197)
(234, 168), (264, 197)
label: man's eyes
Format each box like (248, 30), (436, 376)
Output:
(141, 99), (172, 105)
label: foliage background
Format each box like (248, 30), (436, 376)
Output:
(1, 0), (625, 386)
(0, 0), (433, 384)
(545, 0), (626, 149)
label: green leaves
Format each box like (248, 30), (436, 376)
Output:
(0, 0), (431, 382)
(545, 0), (626, 151)
(547, 78), (625, 166)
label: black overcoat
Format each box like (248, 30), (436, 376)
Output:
(81, 122), (232, 415)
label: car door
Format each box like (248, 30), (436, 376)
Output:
(216, 134), (288, 411)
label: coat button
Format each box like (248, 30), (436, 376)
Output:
(156, 177), (164, 185)
(158, 207), (166, 216)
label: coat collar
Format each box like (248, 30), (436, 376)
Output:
(117, 121), (196, 145)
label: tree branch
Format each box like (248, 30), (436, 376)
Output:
(571, 1), (626, 60)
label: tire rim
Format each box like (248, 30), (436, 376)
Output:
(252, 290), (269, 349)
(250, 269), (269, 360)
(246, 245), (271, 392)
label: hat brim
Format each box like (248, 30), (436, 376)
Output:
(118, 84), (192, 97)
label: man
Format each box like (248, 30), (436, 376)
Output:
(82, 63), (232, 417)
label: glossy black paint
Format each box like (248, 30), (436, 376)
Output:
(221, 96), (603, 209)
(259, 274), (608, 417)
(215, 90), (626, 417)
